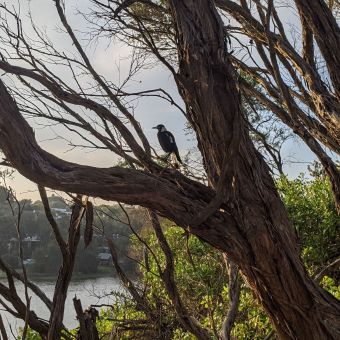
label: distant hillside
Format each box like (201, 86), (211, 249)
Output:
(0, 186), (144, 275)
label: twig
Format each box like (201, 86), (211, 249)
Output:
(0, 313), (8, 340)
(221, 255), (241, 340)
(314, 258), (340, 284)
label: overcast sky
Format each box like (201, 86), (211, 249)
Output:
(0, 0), (331, 201)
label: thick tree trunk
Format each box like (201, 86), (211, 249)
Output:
(169, 0), (340, 338)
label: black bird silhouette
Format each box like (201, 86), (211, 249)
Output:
(153, 124), (182, 164)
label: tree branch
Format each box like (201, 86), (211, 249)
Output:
(314, 258), (340, 284)
(149, 210), (211, 340)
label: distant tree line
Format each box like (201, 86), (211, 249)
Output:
(0, 188), (143, 276)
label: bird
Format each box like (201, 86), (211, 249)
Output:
(153, 124), (182, 164)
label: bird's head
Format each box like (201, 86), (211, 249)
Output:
(152, 124), (166, 132)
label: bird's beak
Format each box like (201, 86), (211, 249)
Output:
(152, 126), (157, 129)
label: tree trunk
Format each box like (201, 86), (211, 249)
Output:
(169, 0), (340, 338)
(73, 298), (99, 340)
(48, 201), (85, 339)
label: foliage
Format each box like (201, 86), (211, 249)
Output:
(98, 224), (272, 339)
(18, 330), (42, 340)
(17, 170), (340, 339)
(320, 276), (340, 300)
(95, 170), (339, 339)
(19, 328), (71, 340)
(277, 171), (340, 275)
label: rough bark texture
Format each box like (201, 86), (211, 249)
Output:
(216, 0), (340, 153)
(0, 1), (340, 339)
(0, 62), (339, 339)
(169, 1), (340, 338)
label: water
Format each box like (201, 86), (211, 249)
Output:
(0, 276), (124, 338)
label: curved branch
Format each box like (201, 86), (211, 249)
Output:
(0, 60), (156, 169)
(0, 78), (249, 262)
(240, 79), (340, 214)
(294, 0), (340, 97)
(216, 0), (340, 139)
(55, 0), (152, 157)
(149, 210), (211, 340)
(314, 258), (340, 284)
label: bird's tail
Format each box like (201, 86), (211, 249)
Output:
(173, 149), (182, 164)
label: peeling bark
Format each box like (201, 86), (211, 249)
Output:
(39, 188), (87, 339)
(73, 298), (99, 340)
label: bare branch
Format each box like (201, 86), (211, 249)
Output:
(221, 255), (241, 340)
(0, 313), (8, 340)
(148, 210), (211, 340)
(314, 258), (340, 284)
(38, 185), (68, 258)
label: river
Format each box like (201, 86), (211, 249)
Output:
(0, 276), (124, 338)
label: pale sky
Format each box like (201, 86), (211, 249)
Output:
(0, 0), (333, 201)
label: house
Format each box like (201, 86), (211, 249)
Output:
(51, 207), (72, 220)
(97, 247), (112, 266)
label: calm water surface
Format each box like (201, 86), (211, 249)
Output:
(0, 277), (123, 338)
